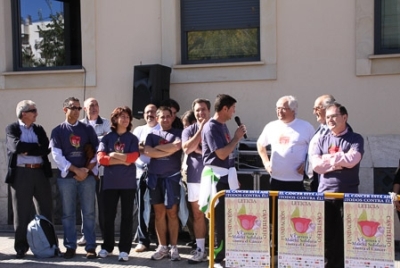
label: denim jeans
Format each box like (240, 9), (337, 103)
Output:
(57, 175), (97, 251)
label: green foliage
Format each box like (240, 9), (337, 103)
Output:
(21, 0), (65, 67)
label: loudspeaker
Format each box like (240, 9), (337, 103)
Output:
(132, 64), (171, 119)
(237, 172), (270, 191)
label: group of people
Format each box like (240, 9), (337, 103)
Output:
(256, 94), (363, 268)
(5, 93), (364, 268)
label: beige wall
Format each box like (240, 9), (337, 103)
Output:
(0, 0), (400, 230)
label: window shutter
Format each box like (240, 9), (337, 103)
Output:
(181, 0), (260, 31)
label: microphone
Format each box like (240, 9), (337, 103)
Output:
(234, 116), (247, 139)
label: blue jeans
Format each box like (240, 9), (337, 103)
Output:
(57, 176), (97, 251)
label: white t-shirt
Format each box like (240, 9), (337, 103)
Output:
(132, 123), (161, 177)
(257, 118), (314, 182)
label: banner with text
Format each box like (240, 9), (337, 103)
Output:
(225, 190), (270, 268)
(278, 191), (325, 267)
(344, 194), (394, 268)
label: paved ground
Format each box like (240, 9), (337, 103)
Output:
(0, 232), (210, 268)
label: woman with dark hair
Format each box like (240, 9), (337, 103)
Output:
(97, 106), (139, 262)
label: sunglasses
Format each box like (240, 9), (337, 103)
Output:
(24, 108), (37, 113)
(66, 106), (82, 111)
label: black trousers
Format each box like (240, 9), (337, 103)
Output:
(324, 200), (344, 268)
(101, 189), (136, 253)
(10, 167), (52, 253)
(270, 178), (304, 254)
(135, 176), (151, 247)
(214, 180), (230, 263)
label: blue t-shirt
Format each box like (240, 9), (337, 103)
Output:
(202, 119), (234, 183)
(182, 123), (203, 183)
(145, 128), (182, 178)
(98, 131), (139, 190)
(314, 129), (364, 193)
(51, 121), (99, 178)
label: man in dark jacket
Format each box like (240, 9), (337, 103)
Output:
(5, 100), (53, 259)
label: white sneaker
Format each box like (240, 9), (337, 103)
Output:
(188, 248), (207, 264)
(170, 245), (181, 261)
(134, 243), (148, 252)
(118, 252), (129, 262)
(77, 236), (86, 246)
(151, 245), (169, 260)
(214, 262), (224, 268)
(98, 249), (109, 258)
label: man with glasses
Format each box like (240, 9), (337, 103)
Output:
(5, 100), (53, 259)
(312, 102), (364, 268)
(304, 94), (336, 191)
(257, 95), (314, 255)
(50, 97), (99, 259)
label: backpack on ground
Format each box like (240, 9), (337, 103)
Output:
(27, 214), (60, 258)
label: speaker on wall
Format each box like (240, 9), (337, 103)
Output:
(132, 64), (171, 119)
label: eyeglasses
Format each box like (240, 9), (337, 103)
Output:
(24, 108), (37, 113)
(313, 106), (324, 111)
(326, 113), (343, 120)
(66, 106), (82, 111)
(276, 107), (290, 112)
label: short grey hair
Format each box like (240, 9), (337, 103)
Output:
(320, 94), (336, 109)
(16, 100), (36, 119)
(277, 95), (298, 115)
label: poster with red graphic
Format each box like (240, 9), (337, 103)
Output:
(225, 190), (270, 268)
(344, 194), (394, 268)
(278, 192), (325, 267)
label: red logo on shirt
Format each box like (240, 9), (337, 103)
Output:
(114, 140), (125, 153)
(159, 138), (169, 145)
(328, 145), (340, 154)
(70, 134), (81, 149)
(279, 135), (290, 145)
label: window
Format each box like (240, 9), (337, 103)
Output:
(355, 0), (400, 76)
(374, 0), (400, 54)
(181, 0), (260, 64)
(11, 0), (82, 71)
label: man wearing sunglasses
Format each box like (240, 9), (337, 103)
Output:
(5, 100), (53, 259)
(50, 97), (99, 259)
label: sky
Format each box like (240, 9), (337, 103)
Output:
(20, 0), (63, 23)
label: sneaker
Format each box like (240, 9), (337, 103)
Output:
(118, 252), (129, 262)
(63, 248), (76, 259)
(77, 236), (86, 246)
(151, 245), (169, 260)
(86, 249), (97, 259)
(170, 245), (181, 261)
(98, 249), (110, 258)
(188, 248), (207, 264)
(214, 262), (224, 268)
(134, 243), (148, 252)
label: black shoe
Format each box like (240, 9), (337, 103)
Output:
(86, 249), (97, 259)
(16, 250), (25, 259)
(63, 248), (76, 259)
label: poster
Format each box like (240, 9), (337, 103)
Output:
(344, 194), (394, 268)
(225, 190), (270, 267)
(278, 191), (325, 267)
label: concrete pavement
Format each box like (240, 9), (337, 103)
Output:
(0, 232), (209, 268)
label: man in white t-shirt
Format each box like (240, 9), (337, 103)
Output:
(257, 95), (314, 254)
(132, 104), (161, 252)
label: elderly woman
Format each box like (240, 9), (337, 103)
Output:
(97, 106), (139, 262)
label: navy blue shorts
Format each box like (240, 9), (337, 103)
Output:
(149, 176), (181, 207)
